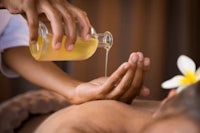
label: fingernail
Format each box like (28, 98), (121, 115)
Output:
(30, 40), (37, 45)
(123, 62), (129, 69)
(137, 52), (143, 61)
(67, 44), (74, 51)
(131, 54), (138, 63)
(54, 42), (61, 50)
(85, 34), (91, 40)
(144, 58), (150, 66)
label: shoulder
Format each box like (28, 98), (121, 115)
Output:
(35, 100), (155, 133)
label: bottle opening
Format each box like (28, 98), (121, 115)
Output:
(104, 31), (113, 45)
(91, 27), (113, 51)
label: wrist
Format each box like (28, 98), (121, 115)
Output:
(54, 78), (82, 103)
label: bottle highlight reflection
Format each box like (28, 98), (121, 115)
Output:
(29, 22), (113, 61)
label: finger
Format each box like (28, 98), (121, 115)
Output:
(66, 3), (91, 40)
(106, 54), (139, 99)
(137, 57), (151, 97)
(119, 52), (144, 103)
(129, 52), (150, 71)
(128, 52), (139, 66)
(53, 2), (76, 50)
(139, 86), (150, 97)
(23, 0), (39, 44)
(97, 62), (130, 97)
(143, 57), (150, 72)
(129, 54), (151, 98)
(39, 0), (63, 50)
(38, 13), (53, 33)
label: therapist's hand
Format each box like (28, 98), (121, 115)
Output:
(68, 52), (150, 104)
(0, 0), (91, 50)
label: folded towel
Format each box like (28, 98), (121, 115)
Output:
(0, 90), (70, 133)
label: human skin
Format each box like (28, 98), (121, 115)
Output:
(140, 114), (199, 133)
(35, 98), (199, 133)
(35, 100), (156, 133)
(2, 46), (150, 104)
(35, 82), (200, 133)
(0, 0), (91, 50)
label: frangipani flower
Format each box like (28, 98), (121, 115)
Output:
(161, 55), (200, 93)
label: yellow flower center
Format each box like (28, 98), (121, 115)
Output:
(180, 71), (197, 85)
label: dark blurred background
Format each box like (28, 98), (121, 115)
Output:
(0, 0), (200, 102)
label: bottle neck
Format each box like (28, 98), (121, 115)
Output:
(91, 28), (113, 51)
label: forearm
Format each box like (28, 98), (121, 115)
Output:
(2, 46), (81, 101)
(0, 0), (5, 8)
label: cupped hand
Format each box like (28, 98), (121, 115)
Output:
(69, 52), (150, 104)
(106, 52), (151, 104)
(1, 0), (91, 50)
(69, 62), (130, 104)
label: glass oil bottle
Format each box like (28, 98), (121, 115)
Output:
(29, 22), (113, 61)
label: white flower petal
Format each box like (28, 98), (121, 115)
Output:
(161, 75), (183, 89)
(177, 55), (196, 75)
